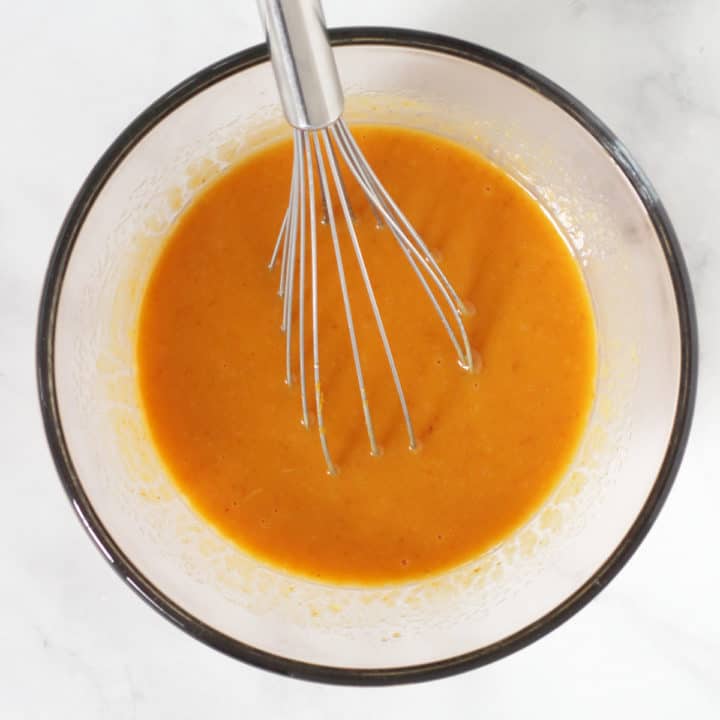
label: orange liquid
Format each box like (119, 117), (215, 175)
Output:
(137, 125), (596, 585)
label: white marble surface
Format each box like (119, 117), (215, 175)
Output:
(2, 0), (719, 716)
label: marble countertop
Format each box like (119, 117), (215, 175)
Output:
(2, 0), (718, 717)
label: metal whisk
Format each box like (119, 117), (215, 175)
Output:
(258, 0), (472, 473)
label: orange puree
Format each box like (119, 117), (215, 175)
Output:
(137, 125), (596, 585)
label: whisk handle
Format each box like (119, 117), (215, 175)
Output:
(257, 0), (344, 130)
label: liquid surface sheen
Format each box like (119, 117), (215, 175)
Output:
(137, 125), (596, 585)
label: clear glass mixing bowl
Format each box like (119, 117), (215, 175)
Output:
(37, 29), (696, 684)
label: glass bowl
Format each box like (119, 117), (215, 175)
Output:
(37, 28), (697, 684)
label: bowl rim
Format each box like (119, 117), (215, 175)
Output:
(36, 26), (698, 685)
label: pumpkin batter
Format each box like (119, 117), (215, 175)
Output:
(137, 125), (596, 585)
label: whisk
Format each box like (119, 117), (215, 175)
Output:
(258, 0), (473, 473)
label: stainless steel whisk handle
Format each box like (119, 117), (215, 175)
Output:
(257, 0), (344, 130)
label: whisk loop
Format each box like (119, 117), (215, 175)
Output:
(268, 120), (472, 473)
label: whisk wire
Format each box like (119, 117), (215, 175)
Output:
(333, 121), (473, 370)
(331, 123), (466, 362)
(312, 132), (379, 458)
(282, 132), (302, 381)
(269, 209), (288, 271)
(273, 151), (297, 299)
(296, 133), (310, 427)
(305, 133), (336, 473)
(334, 148), (466, 367)
(321, 129), (417, 452)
